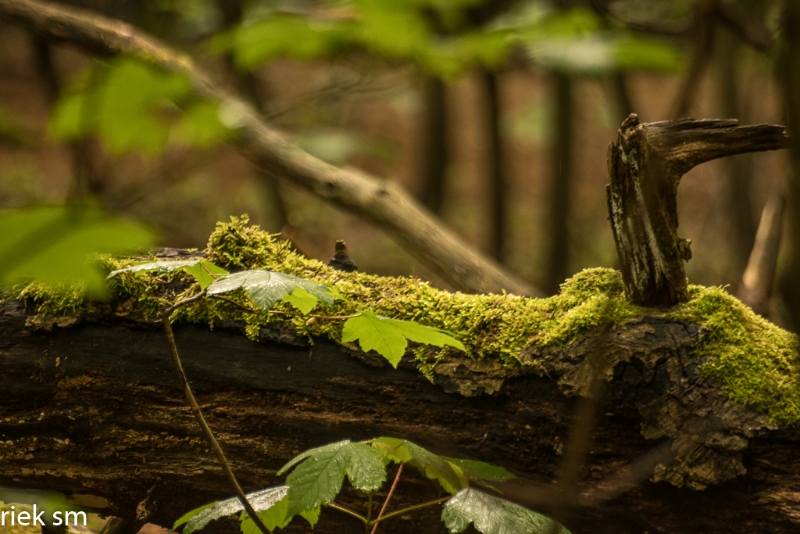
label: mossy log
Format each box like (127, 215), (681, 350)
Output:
(2, 221), (800, 533)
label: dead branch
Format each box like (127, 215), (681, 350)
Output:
(607, 114), (789, 306)
(0, 0), (536, 297)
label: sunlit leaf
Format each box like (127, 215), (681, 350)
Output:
(173, 502), (216, 530)
(182, 486), (288, 534)
(108, 259), (228, 290)
(0, 204), (155, 296)
(239, 496), (291, 534)
(370, 437), (466, 494)
(441, 488), (570, 534)
(445, 459), (515, 483)
(341, 311), (465, 367)
(206, 270), (334, 312)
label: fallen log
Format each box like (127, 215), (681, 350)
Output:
(1, 218), (799, 534)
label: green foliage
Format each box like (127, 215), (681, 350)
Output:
(278, 440), (385, 516)
(108, 260), (228, 290)
(442, 487), (570, 534)
(0, 204), (154, 296)
(517, 8), (681, 74)
(50, 58), (232, 156)
(342, 310), (465, 367)
(175, 486), (288, 534)
(206, 270), (335, 313)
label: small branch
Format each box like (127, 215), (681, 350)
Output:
(370, 464), (403, 534)
(738, 193), (785, 316)
(0, 0), (537, 297)
(328, 502), (368, 524)
(368, 496), (450, 525)
(208, 294), (259, 314)
(162, 290), (207, 316)
(158, 311), (271, 534)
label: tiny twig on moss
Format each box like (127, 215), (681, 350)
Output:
(328, 502), (368, 524)
(162, 290), (207, 316)
(158, 309), (271, 534)
(370, 463), (403, 534)
(208, 294), (260, 314)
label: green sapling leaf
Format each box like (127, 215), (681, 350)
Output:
(441, 488), (570, 534)
(341, 311), (465, 367)
(370, 437), (466, 494)
(108, 260), (228, 290)
(181, 486), (288, 534)
(282, 286), (320, 314)
(206, 270), (334, 312)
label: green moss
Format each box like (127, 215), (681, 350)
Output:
(668, 285), (800, 426)
(15, 215), (800, 426)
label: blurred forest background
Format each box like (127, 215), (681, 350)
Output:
(0, 0), (788, 312)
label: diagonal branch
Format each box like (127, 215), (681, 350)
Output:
(0, 0), (537, 297)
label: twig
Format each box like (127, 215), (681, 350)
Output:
(0, 0), (537, 297)
(368, 496), (450, 525)
(208, 294), (259, 314)
(328, 502), (368, 524)
(370, 463), (403, 534)
(158, 305), (271, 534)
(162, 290), (207, 316)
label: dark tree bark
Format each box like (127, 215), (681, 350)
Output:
(481, 69), (508, 263)
(545, 72), (573, 295)
(1, 299), (799, 534)
(418, 74), (449, 214)
(606, 114), (788, 306)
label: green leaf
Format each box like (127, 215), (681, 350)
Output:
(174, 101), (234, 148)
(207, 270), (334, 312)
(299, 507), (321, 528)
(345, 443), (387, 492)
(0, 204), (155, 296)
(282, 286), (320, 315)
(239, 496), (291, 534)
(280, 440), (386, 517)
(370, 437), (466, 494)
(108, 260), (228, 290)
(284, 441), (351, 517)
(173, 502), (216, 530)
(441, 488), (570, 534)
(183, 486), (288, 534)
(444, 459), (516, 483)
(341, 311), (465, 367)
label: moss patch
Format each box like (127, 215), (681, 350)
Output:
(16, 215), (800, 426)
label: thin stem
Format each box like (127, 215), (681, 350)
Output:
(158, 311), (271, 534)
(328, 502), (368, 524)
(366, 493), (373, 534)
(162, 290), (206, 316)
(369, 496), (450, 526)
(208, 294), (260, 314)
(370, 463), (403, 534)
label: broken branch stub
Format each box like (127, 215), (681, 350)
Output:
(606, 114), (789, 307)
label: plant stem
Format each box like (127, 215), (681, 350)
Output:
(369, 496), (450, 526)
(366, 493), (373, 534)
(158, 309), (271, 534)
(162, 290), (206, 316)
(328, 502), (368, 524)
(370, 463), (403, 534)
(208, 294), (260, 314)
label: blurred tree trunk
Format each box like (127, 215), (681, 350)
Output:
(779, 0), (800, 334)
(716, 28), (757, 281)
(481, 69), (507, 263)
(418, 74), (449, 214)
(545, 72), (573, 294)
(216, 0), (288, 232)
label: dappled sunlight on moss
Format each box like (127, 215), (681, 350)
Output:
(15, 215), (800, 426)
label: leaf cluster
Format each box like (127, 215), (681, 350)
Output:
(175, 436), (567, 534)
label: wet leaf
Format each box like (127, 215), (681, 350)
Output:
(180, 486), (288, 534)
(206, 270), (334, 312)
(441, 488), (570, 534)
(108, 260), (228, 290)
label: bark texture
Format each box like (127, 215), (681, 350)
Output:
(1, 299), (799, 534)
(606, 114), (789, 307)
